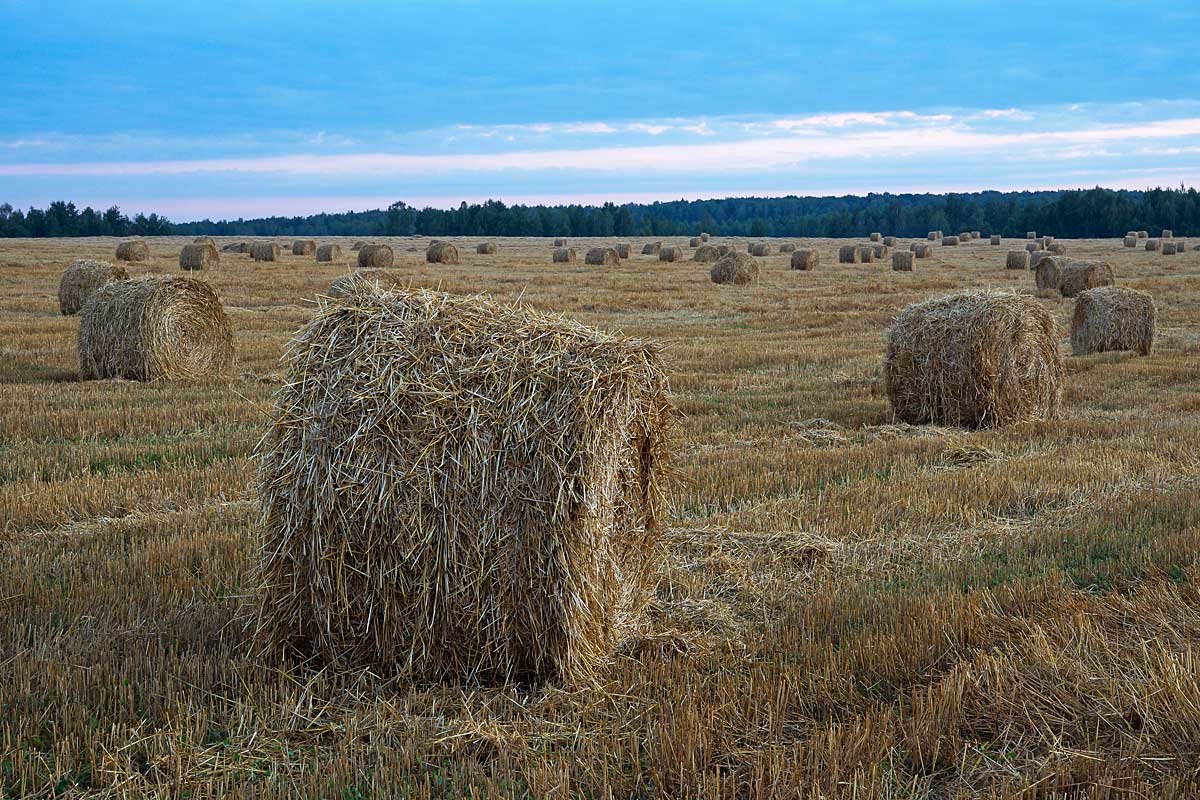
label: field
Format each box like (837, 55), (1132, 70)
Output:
(2, 235), (1200, 798)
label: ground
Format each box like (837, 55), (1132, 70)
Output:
(2, 235), (1199, 798)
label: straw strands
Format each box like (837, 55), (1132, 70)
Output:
(710, 252), (759, 285)
(328, 269), (403, 298)
(58, 258), (128, 315)
(1070, 286), (1156, 357)
(692, 244), (721, 262)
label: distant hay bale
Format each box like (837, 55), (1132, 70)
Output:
(1030, 251), (1058, 271)
(328, 269), (403, 298)
(1027, 232), (1037, 239)
(179, 243), (219, 271)
(700, 232), (710, 241)
(641, 242), (661, 255)
(1006, 251), (1030, 270)
(1034, 256), (1069, 290)
(1048, 242), (1067, 255)
(1123, 236), (1137, 248)
(1025, 242), (1042, 253)
(1145, 239), (1162, 252)
(475, 242), (497, 255)
(927, 231), (941, 241)
(959, 232), (972, 242)
(883, 290), (1062, 428)
(585, 247), (620, 266)
(717, 244), (734, 256)
(1162, 229), (1173, 239)
(427, 242), (460, 264)
(838, 245), (860, 264)
(252, 284), (673, 684)
(971, 231), (981, 240)
(710, 252), (759, 285)
(1126, 231), (1138, 238)
(943, 236), (960, 246)
(892, 251), (915, 271)
(554, 238), (568, 247)
(1137, 231), (1148, 239)
(292, 240), (317, 256)
(316, 244), (343, 262)
(115, 240), (150, 262)
(883, 236), (898, 247)
(692, 244), (721, 262)
(858, 245), (875, 264)
(689, 237), (702, 247)
(872, 243), (887, 259)
(358, 244), (395, 268)
(791, 249), (819, 270)
(78, 275), (233, 382)
(251, 242), (281, 262)
(911, 243), (933, 259)
(779, 243), (796, 253)
(615, 243), (631, 258)
(750, 242), (771, 256)
(870, 232), (882, 242)
(552, 247), (577, 263)
(351, 241), (366, 251)
(658, 246), (683, 262)
(1070, 286), (1156, 357)
(990, 235), (1002, 245)
(59, 258), (128, 315)
(220, 243), (241, 253)
(1162, 242), (1178, 255)
(1058, 260), (1115, 297)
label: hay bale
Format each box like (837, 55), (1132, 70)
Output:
(77, 275), (233, 382)
(927, 231), (940, 241)
(552, 247), (577, 263)
(959, 232), (972, 242)
(358, 244), (395, 268)
(1163, 242), (1178, 255)
(351, 241), (366, 251)
(971, 231), (981, 240)
(911, 243), (933, 259)
(179, 243), (219, 271)
(1145, 239), (1162, 252)
(641, 242), (661, 255)
(779, 243), (796, 253)
(1058, 260), (1115, 297)
(615, 243), (631, 259)
(883, 290), (1062, 428)
(1034, 256), (1069, 290)
(292, 240), (317, 256)
(791, 249), (819, 270)
(554, 238), (568, 247)
(689, 237), (702, 247)
(700, 232), (710, 242)
(328, 269), (403, 298)
(870, 232), (882, 242)
(59, 258), (128, 316)
(990, 235), (1002, 245)
(1048, 242), (1067, 255)
(883, 236), (898, 247)
(251, 242), (281, 262)
(1162, 229), (1173, 239)
(892, 251), (915, 271)
(1070, 286), (1155, 357)
(1027, 232), (1037, 240)
(1137, 231), (1148, 239)
(1026, 242), (1042, 253)
(252, 283), (673, 684)
(692, 244), (721, 262)
(1126, 231), (1138, 238)
(872, 243), (888, 259)
(1006, 251), (1030, 270)
(658, 246), (683, 262)
(858, 245), (875, 263)
(585, 247), (620, 266)
(316, 244), (343, 262)
(473, 242), (497, 255)
(750, 242), (771, 257)
(115, 240), (150, 262)
(427, 242), (460, 264)
(717, 244), (734, 256)
(838, 245), (860, 264)
(943, 236), (960, 246)
(1123, 236), (1137, 248)
(710, 252), (759, 285)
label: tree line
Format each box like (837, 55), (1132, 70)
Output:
(2, 187), (1197, 240)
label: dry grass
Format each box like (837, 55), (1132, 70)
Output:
(3, 235), (1200, 797)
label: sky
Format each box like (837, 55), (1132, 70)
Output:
(2, 0), (1199, 221)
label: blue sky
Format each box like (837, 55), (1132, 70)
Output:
(2, 0), (1199, 221)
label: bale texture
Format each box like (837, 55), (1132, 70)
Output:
(552, 247), (577, 263)
(1026, 242), (1042, 253)
(1123, 236), (1137, 248)
(641, 242), (661, 255)
(328, 269), (403, 298)
(911, 243), (933, 259)
(790, 249), (819, 270)
(971, 231), (982, 240)
(700, 233), (710, 241)
(554, 238), (568, 247)
(1137, 231), (1148, 239)
(1070, 286), (1155, 357)
(991, 235), (1002, 245)
(1146, 239), (1162, 252)
(253, 282), (673, 684)
(884, 236), (898, 247)
(78, 275), (233, 382)
(615, 243), (631, 259)
(358, 244), (395, 268)
(251, 243), (281, 262)
(1006, 251), (1030, 270)
(710, 252), (759, 285)
(779, 243), (796, 253)
(1034, 256), (1070, 290)
(750, 243), (771, 257)
(883, 290), (1063, 428)
(692, 244), (721, 262)
(870, 233), (882, 242)
(115, 240), (150, 262)
(316, 243), (343, 262)
(59, 258), (128, 315)
(179, 243), (218, 271)
(858, 245), (875, 263)
(292, 240), (317, 256)
(1162, 229), (1173, 239)
(927, 232), (940, 241)
(585, 247), (620, 266)
(476, 243), (497, 254)
(658, 246), (682, 262)
(717, 244), (734, 256)
(1163, 242), (1178, 255)
(839, 245), (860, 264)
(689, 237), (702, 247)
(943, 236), (960, 246)
(892, 251), (915, 271)
(1049, 242), (1067, 255)
(427, 242), (460, 264)
(1059, 260), (1115, 297)
(872, 244), (888, 259)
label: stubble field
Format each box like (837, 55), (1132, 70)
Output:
(2, 234), (1200, 798)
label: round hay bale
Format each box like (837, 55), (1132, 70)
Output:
(958, 232), (972, 243)
(316, 244), (343, 262)
(1048, 242), (1067, 256)
(1025, 242), (1042, 253)
(911, 243), (933, 259)
(1137, 231), (1148, 239)
(692, 244), (721, 262)
(710, 252), (759, 285)
(971, 231), (981, 240)
(1034, 256), (1069, 289)
(1123, 236), (1137, 248)
(892, 251), (915, 271)
(115, 240), (150, 262)
(872, 243), (888, 259)
(179, 243), (219, 271)
(427, 242), (460, 264)
(689, 237), (702, 247)
(883, 236), (898, 247)
(717, 244), (734, 256)
(700, 232), (710, 242)
(791, 249), (819, 270)
(943, 236), (960, 246)
(358, 244), (394, 268)
(1006, 251), (1030, 270)
(658, 246), (683, 262)
(252, 284), (673, 684)
(990, 235), (1002, 245)
(328, 269), (403, 298)
(779, 243), (796, 253)
(1070, 286), (1156, 357)
(750, 242), (771, 257)
(858, 245), (875, 263)
(292, 240), (317, 256)
(585, 247), (620, 266)
(1162, 229), (1173, 239)
(1145, 239), (1162, 252)
(1026, 232), (1037, 240)
(193, 236), (215, 245)
(1059, 260), (1115, 297)
(883, 290), (1062, 428)
(1163, 242), (1178, 255)
(1126, 231), (1138, 238)
(615, 243), (631, 259)
(641, 242), (661, 255)
(838, 245), (860, 264)
(927, 232), (939, 241)
(351, 241), (366, 251)
(554, 238), (568, 247)
(77, 275), (233, 382)
(476, 242), (498, 254)
(59, 258), (128, 316)
(250, 242), (281, 262)
(552, 247), (577, 263)
(870, 232), (882, 242)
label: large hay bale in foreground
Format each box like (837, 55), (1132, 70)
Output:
(750, 242), (771, 257)
(251, 242), (281, 262)
(78, 275), (233, 382)
(791, 249), (819, 270)
(427, 241), (460, 264)
(838, 245), (860, 264)
(358, 244), (394, 268)
(1058, 260), (1114, 297)
(59, 258), (128, 315)
(292, 240), (317, 256)
(115, 240), (150, 262)
(1123, 236), (1137, 248)
(328, 269), (403, 298)
(316, 243), (343, 262)
(253, 283), (673, 684)
(552, 247), (577, 263)
(658, 246), (682, 262)
(710, 252), (759, 285)
(179, 243), (219, 271)
(1006, 251), (1030, 270)
(892, 251), (915, 271)
(585, 247), (619, 266)
(615, 243), (631, 258)
(884, 291), (1062, 428)
(641, 242), (661, 255)
(692, 244), (721, 262)
(1070, 286), (1155, 357)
